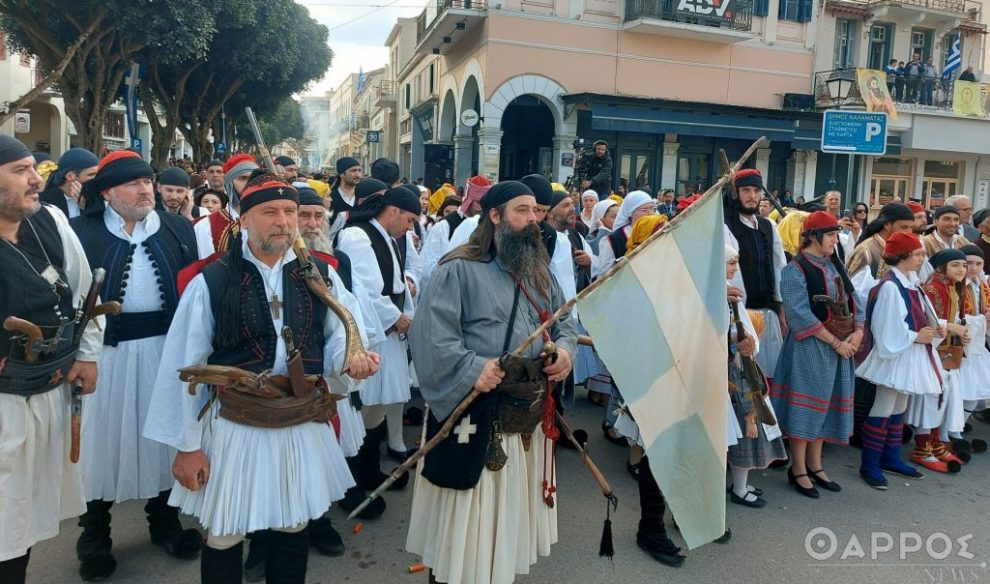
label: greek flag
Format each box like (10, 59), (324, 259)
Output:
(578, 189), (728, 549)
(943, 35), (961, 79)
(356, 67), (366, 95)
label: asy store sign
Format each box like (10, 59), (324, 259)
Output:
(676, 0), (737, 23)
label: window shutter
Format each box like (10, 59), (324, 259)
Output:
(798, 0), (813, 22)
(753, 0), (769, 17)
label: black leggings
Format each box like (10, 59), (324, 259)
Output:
(0, 549), (30, 584)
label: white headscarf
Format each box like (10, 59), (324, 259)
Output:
(614, 190), (653, 231)
(589, 199), (618, 232)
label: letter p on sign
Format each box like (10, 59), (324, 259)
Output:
(865, 123), (882, 142)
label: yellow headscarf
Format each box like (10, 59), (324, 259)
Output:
(776, 210), (809, 257)
(428, 183), (455, 215)
(627, 214), (669, 252)
(36, 160), (58, 183)
(306, 178), (330, 199)
(608, 194), (624, 206)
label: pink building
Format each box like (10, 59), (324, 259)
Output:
(395, 0), (990, 206)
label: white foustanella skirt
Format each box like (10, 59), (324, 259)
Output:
(168, 408), (354, 537)
(406, 425), (558, 584)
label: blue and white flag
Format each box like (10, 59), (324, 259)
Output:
(356, 67), (366, 95)
(943, 35), (961, 79)
(578, 189), (728, 549)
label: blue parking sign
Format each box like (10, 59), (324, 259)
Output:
(821, 111), (887, 155)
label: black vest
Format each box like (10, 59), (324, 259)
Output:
(540, 221), (557, 258)
(351, 222), (405, 311)
(441, 212), (465, 241)
(793, 252), (856, 326)
(726, 214), (776, 310)
(329, 187), (354, 215)
(0, 206), (73, 360)
(606, 227), (629, 261)
(566, 227), (592, 292)
(202, 255), (330, 374)
(72, 211), (196, 346)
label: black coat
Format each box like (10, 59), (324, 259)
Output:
(586, 153), (613, 197)
(39, 184), (70, 217)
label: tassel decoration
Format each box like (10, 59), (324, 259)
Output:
(599, 495), (617, 559)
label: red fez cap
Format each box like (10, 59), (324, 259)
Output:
(223, 153), (257, 175)
(676, 193), (701, 212)
(908, 202), (925, 214)
(802, 210), (840, 234)
(97, 150), (141, 172)
(883, 231), (922, 257)
(734, 168), (764, 190)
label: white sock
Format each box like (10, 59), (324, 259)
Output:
(730, 467), (751, 498)
(384, 403), (407, 452)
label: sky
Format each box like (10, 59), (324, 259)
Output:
(296, 0), (431, 96)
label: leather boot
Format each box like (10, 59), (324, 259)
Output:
(309, 515), (345, 556)
(338, 455), (386, 520)
(880, 414), (923, 479)
(359, 423), (407, 492)
(265, 529), (310, 584)
(859, 417), (889, 489)
(77, 500), (116, 581)
(146, 489), (202, 559)
(201, 542), (243, 584)
(0, 549), (30, 584)
(636, 457), (684, 568)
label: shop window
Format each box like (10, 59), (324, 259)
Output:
(676, 151), (710, 196)
(104, 113), (125, 139)
(922, 160), (960, 210)
(620, 151), (653, 192)
(869, 157), (912, 208)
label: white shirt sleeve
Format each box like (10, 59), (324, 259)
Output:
(49, 206), (103, 360)
(193, 218), (215, 259)
(597, 233), (617, 273)
(419, 221), (450, 290)
(870, 281), (919, 358)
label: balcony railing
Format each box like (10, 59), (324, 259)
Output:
(417, 0), (487, 46)
(864, 0), (967, 14)
(375, 81), (395, 106)
(624, 0), (753, 32)
(813, 67), (990, 118)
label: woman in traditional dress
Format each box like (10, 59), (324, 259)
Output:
(770, 212), (864, 498)
(586, 199), (618, 255)
(726, 246), (788, 508)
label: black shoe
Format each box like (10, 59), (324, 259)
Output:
(715, 528), (732, 544)
(243, 535), (267, 583)
(151, 528), (202, 560)
(309, 517), (345, 557)
(729, 491), (767, 508)
(146, 490), (202, 559)
(557, 427), (588, 450)
(627, 461), (642, 480)
(403, 406), (424, 426)
(79, 553), (116, 582)
(767, 458), (788, 469)
(972, 439), (988, 453)
(602, 422), (627, 447)
(787, 467), (820, 499)
(387, 447), (409, 463)
(338, 486), (386, 520)
(807, 469), (842, 492)
(726, 484), (763, 497)
(860, 471), (889, 491)
(636, 535), (685, 567)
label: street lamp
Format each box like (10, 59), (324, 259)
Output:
(825, 70), (855, 206)
(825, 73), (853, 109)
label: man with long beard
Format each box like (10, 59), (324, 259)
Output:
(144, 174), (380, 583)
(69, 151), (200, 580)
(724, 169), (786, 377)
(407, 180), (577, 584)
(0, 136), (104, 584)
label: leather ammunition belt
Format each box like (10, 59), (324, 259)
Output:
(212, 375), (340, 429)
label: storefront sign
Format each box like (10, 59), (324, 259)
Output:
(676, 0), (736, 23)
(13, 111), (30, 134)
(460, 109), (479, 127)
(482, 143), (500, 182)
(562, 153), (574, 168)
(977, 180), (989, 210)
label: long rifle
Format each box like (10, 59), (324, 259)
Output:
(244, 107), (280, 176)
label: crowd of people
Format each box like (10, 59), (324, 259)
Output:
(2, 133), (990, 584)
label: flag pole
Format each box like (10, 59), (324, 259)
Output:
(512, 136), (769, 356)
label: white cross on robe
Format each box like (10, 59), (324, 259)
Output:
(454, 415), (478, 444)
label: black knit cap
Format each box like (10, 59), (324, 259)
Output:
(961, 244), (985, 260)
(158, 167), (190, 187)
(0, 135), (34, 166)
(355, 178), (388, 205)
(275, 155), (296, 167)
(82, 151), (155, 216)
(520, 173), (553, 207)
(482, 181), (534, 213)
(879, 202), (915, 223)
(370, 158), (400, 186)
(384, 186), (422, 215)
(336, 156), (360, 175)
(932, 205), (960, 220)
(296, 186), (322, 207)
(930, 248), (966, 269)
(239, 179), (298, 215)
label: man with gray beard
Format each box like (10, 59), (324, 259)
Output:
(0, 136), (103, 584)
(70, 151), (200, 580)
(407, 180), (577, 584)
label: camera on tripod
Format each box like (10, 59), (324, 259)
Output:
(566, 138), (594, 190)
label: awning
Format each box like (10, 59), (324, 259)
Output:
(589, 104), (900, 154)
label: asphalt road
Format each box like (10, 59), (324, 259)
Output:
(29, 393), (990, 584)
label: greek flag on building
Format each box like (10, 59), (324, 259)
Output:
(578, 188), (728, 549)
(943, 35), (961, 79)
